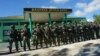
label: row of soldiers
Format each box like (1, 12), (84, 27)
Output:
(8, 22), (100, 53)
(33, 22), (100, 48)
(8, 24), (31, 53)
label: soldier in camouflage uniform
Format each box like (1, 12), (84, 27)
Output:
(77, 24), (84, 42)
(88, 23), (95, 40)
(67, 25), (74, 44)
(83, 24), (90, 41)
(55, 25), (62, 46)
(94, 23), (100, 39)
(60, 22), (67, 44)
(71, 25), (76, 43)
(40, 24), (48, 47)
(22, 24), (31, 51)
(35, 24), (44, 48)
(52, 22), (57, 46)
(9, 25), (19, 53)
(18, 29), (22, 47)
(64, 24), (69, 44)
(43, 23), (49, 47)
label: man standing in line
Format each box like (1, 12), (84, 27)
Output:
(94, 23), (100, 39)
(18, 29), (23, 47)
(9, 25), (19, 53)
(22, 24), (31, 51)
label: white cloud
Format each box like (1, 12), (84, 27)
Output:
(74, 10), (85, 16)
(74, 0), (100, 17)
(41, 6), (57, 8)
(52, 0), (69, 3)
(76, 2), (87, 8)
(85, 0), (100, 13)
(87, 18), (94, 22)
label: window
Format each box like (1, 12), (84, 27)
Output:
(3, 30), (10, 36)
(3, 22), (18, 26)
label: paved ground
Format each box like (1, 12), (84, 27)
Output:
(0, 41), (57, 55)
(0, 39), (100, 56)
(0, 42), (9, 50)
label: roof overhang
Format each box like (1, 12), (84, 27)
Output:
(24, 8), (72, 22)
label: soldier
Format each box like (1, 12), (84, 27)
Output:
(71, 24), (78, 43)
(64, 24), (69, 44)
(49, 24), (57, 46)
(35, 23), (44, 48)
(88, 23), (95, 40)
(60, 22), (67, 44)
(9, 25), (19, 53)
(52, 22), (57, 46)
(71, 25), (76, 43)
(18, 29), (22, 47)
(67, 25), (73, 44)
(40, 24), (47, 47)
(44, 23), (52, 47)
(83, 24), (90, 41)
(56, 26), (62, 46)
(65, 23), (70, 44)
(22, 24), (31, 51)
(77, 24), (84, 42)
(94, 23), (100, 39)
(32, 27), (37, 46)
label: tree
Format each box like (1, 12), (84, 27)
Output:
(94, 14), (100, 24)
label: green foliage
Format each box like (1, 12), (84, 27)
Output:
(94, 15), (100, 24)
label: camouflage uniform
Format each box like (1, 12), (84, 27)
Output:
(67, 26), (73, 44)
(18, 29), (22, 47)
(88, 24), (95, 40)
(23, 24), (31, 51)
(77, 25), (84, 42)
(9, 25), (19, 53)
(71, 25), (78, 43)
(52, 22), (57, 46)
(60, 22), (68, 44)
(56, 26), (62, 46)
(94, 24), (100, 39)
(83, 25), (90, 41)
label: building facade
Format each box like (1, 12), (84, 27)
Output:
(0, 8), (87, 42)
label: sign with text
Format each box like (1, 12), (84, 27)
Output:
(24, 8), (72, 12)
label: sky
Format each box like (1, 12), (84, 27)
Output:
(0, 0), (100, 21)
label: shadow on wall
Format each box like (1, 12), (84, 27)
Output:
(74, 43), (100, 56)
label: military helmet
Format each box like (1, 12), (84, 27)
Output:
(49, 24), (52, 27)
(24, 24), (28, 27)
(53, 22), (56, 24)
(61, 22), (64, 24)
(11, 25), (15, 28)
(45, 23), (48, 25)
(36, 23), (39, 26)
